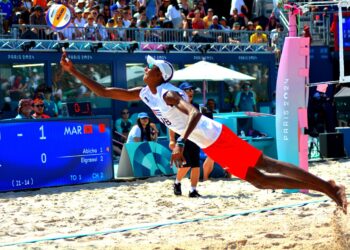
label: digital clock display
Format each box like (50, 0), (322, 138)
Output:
(0, 116), (114, 192)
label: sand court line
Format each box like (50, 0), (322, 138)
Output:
(1, 196), (347, 248)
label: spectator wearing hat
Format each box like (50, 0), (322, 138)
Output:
(250, 25), (267, 43)
(170, 82), (201, 197)
(229, 22), (241, 43)
(126, 112), (158, 143)
(220, 16), (230, 30)
(15, 99), (33, 119)
(83, 8), (92, 21)
(73, 7), (86, 39)
(209, 15), (223, 30)
(32, 98), (50, 119)
(75, 0), (86, 12)
(234, 82), (257, 112)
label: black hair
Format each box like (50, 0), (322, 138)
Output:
(171, 0), (180, 10)
(137, 118), (152, 141)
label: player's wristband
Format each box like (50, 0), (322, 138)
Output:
(176, 137), (185, 147)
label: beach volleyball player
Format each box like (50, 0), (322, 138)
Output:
(60, 53), (347, 213)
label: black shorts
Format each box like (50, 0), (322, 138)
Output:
(182, 139), (200, 168)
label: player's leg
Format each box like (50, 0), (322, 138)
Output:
(203, 157), (214, 181)
(245, 155), (347, 213)
(174, 167), (190, 195)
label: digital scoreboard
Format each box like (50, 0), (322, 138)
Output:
(0, 116), (114, 192)
(334, 12), (350, 51)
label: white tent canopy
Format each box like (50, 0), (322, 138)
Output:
(172, 60), (255, 81)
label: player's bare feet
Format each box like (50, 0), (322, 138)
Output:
(329, 180), (347, 214)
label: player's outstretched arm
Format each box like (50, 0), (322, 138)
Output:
(60, 52), (141, 101)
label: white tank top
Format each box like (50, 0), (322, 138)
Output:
(139, 83), (222, 148)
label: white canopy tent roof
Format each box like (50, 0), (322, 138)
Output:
(172, 60), (255, 82)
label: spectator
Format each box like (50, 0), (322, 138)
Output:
(32, 98), (50, 119)
(209, 15), (223, 30)
(191, 9), (205, 30)
(43, 86), (58, 117)
(228, 12), (244, 28)
(18, 16), (39, 39)
(234, 82), (257, 112)
(115, 108), (132, 143)
(179, 0), (190, 17)
(102, 4), (112, 24)
(15, 99), (33, 119)
(270, 23), (285, 62)
(74, 8), (86, 35)
(122, 7), (132, 28)
(229, 22), (241, 43)
(75, 0), (86, 13)
(302, 24), (312, 44)
(203, 8), (214, 29)
(220, 17), (230, 30)
(29, 5), (47, 39)
(116, 17), (127, 40)
(0, 0), (13, 34)
(187, 1), (205, 19)
(201, 98), (219, 181)
(58, 16), (81, 40)
(84, 14), (101, 40)
(165, 0), (183, 29)
(83, 8), (91, 21)
(126, 112), (158, 143)
(266, 15), (278, 31)
(170, 82), (201, 197)
(96, 14), (108, 40)
(250, 25), (268, 43)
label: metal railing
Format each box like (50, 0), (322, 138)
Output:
(0, 24), (277, 53)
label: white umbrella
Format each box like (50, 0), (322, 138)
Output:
(172, 60), (255, 103)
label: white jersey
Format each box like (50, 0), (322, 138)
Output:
(139, 83), (222, 148)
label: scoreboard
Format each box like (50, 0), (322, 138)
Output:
(0, 116), (114, 192)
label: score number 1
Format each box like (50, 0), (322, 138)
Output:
(39, 125), (47, 164)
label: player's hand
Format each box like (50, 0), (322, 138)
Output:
(169, 140), (176, 150)
(170, 144), (185, 168)
(60, 51), (74, 73)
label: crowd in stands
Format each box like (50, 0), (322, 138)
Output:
(0, 0), (286, 45)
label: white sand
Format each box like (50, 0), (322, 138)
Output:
(0, 159), (349, 250)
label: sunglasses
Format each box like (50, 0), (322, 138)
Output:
(34, 104), (44, 108)
(184, 88), (194, 92)
(147, 63), (154, 69)
(122, 112), (129, 114)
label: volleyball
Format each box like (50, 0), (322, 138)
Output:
(46, 4), (72, 30)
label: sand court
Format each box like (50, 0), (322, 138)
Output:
(0, 159), (349, 249)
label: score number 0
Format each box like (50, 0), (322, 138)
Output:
(39, 125), (47, 164)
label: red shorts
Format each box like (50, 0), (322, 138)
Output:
(203, 125), (262, 180)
